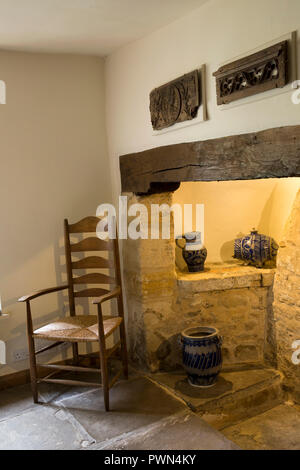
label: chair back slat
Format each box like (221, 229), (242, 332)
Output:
(72, 256), (113, 269)
(64, 217), (118, 306)
(69, 216), (102, 233)
(73, 273), (114, 285)
(71, 237), (111, 252)
(74, 288), (109, 298)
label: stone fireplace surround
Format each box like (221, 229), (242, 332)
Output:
(120, 125), (300, 403)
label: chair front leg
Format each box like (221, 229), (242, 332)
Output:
(97, 304), (110, 411)
(26, 301), (38, 403)
(117, 296), (128, 379)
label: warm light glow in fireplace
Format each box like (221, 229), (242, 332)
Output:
(173, 177), (300, 264)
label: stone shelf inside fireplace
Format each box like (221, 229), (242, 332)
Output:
(170, 263), (277, 368)
(176, 264), (275, 292)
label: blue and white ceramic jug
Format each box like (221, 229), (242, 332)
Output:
(176, 231), (207, 272)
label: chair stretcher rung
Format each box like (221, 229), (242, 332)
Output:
(35, 341), (66, 355)
(109, 370), (122, 389)
(107, 340), (121, 358)
(39, 363), (101, 373)
(77, 341), (121, 361)
(41, 369), (61, 381)
(38, 378), (101, 387)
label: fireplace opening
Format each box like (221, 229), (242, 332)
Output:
(173, 177), (300, 269)
(124, 175), (299, 396)
(121, 125), (300, 426)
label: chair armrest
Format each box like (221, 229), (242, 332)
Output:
(18, 285), (69, 302)
(92, 287), (121, 305)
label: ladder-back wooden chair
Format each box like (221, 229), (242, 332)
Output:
(18, 216), (128, 411)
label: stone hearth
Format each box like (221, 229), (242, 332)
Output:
(122, 186), (300, 404)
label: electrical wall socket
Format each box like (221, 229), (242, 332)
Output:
(13, 348), (29, 362)
(13, 342), (70, 362)
(0, 340), (6, 364)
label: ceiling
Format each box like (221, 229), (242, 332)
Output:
(0, 0), (209, 56)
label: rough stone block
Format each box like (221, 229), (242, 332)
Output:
(273, 189), (300, 401)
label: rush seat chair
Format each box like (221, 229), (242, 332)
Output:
(18, 216), (128, 411)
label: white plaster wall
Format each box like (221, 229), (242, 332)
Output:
(105, 0), (300, 203)
(0, 51), (110, 376)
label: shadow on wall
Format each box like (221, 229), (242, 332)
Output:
(257, 186), (275, 236)
(219, 188), (276, 263)
(273, 188), (300, 402)
(220, 237), (240, 263)
(4, 229), (108, 366)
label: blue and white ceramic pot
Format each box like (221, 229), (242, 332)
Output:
(233, 228), (278, 268)
(176, 232), (207, 272)
(181, 326), (223, 388)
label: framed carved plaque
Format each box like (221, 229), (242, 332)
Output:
(213, 41), (288, 105)
(150, 70), (200, 130)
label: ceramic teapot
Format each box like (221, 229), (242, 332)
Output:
(233, 228), (278, 268)
(176, 231), (207, 272)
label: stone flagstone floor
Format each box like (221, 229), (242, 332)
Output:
(0, 371), (238, 450)
(0, 367), (299, 450)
